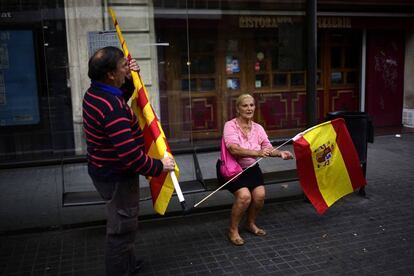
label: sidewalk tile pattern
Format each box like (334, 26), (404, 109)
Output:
(1, 134), (414, 275)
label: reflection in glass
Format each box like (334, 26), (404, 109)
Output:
(347, 71), (356, 84)
(254, 60), (267, 72)
(331, 47), (341, 68)
(317, 72), (321, 86)
(190, 39), (215, 53)
(192, 56), (215, 74)
(291, 73), (304, 86)
(226, 56), (240, 74)
(181, 79), (196, 91)
(345, 47), (357, 68)
(180, 56), (189, 75)
(331, 33), (344, 44)
(255, 74), (269, 88)
(154, 2), (307, 148)
(199, 78), (215, 91)
(331, 72), (343, 84)
(317, 45), (321, 69)
(227, 78), (240, 90)
(273, 73), (287, 87)
(277, 23), (304, 71)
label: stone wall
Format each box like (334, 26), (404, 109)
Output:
(65, 0), (160, 153)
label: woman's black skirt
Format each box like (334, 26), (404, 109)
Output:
(222, 164), (264, 194)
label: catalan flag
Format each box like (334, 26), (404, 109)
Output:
(109, 8), (180, 215)
(293, 118), (366, 214)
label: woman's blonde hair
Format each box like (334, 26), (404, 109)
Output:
(235, 94), (255, 112)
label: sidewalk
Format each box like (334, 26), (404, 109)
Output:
(1, 133), (413, 275)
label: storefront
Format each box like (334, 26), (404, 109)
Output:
(155, 12), (363, 142)
(0, 0), (413, 164)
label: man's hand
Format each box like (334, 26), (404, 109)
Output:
(161, 156), (175, 171)
(126, 59), (140, 79)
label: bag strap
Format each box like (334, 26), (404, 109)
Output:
(220, 137), (227, 161)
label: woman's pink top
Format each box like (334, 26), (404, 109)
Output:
(223, 118), (272, 168)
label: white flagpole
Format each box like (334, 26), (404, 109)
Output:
(164, 152), (187, 211)
(193, 138), (293, 208)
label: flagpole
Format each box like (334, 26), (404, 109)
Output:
(109, 8), (187, 213)
(164, 152), (187, 211)
(194, 138), (293, 208)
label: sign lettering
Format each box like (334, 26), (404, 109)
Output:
(318, 17), (351, 28)
(0, 12), (12, 18)
(239, 16), (293, 28)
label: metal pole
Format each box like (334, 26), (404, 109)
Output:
(360, 29), (367, 112)
(306, 0), (317, 127)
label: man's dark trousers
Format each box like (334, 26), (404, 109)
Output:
(92, 175), (140, 276)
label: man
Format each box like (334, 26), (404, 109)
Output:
(83, 46), (175, 275)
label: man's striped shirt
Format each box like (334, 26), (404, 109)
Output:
(82, 83), (163, 180)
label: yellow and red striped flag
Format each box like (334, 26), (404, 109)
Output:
(293, 118), (366, 214)
(109, 8), (180, 215)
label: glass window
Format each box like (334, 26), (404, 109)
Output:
(255, 74), (269, 88)
(226, 78), (240, 90)
(0, 0), (308, 164)
(291, 73), (305, 86)
(317, 72), (321, 86)
(192, 56), (215, 74)
(273, 73), (288, 87)
(277, 23), (304, 71)
(347, 71), (356, 84)
(331, 71), (343, 84)
(199, 78), (215, 91)
(331, 47), (341, 68)
(0, 0), (73, 163)
(181, 79), (196, 91)
(345, 47), (357, 68)
(180, 56), (188, 75)
(0, 30), (40, 127)
(225, 56), (240, 74)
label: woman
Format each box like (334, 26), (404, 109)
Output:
(223, 94), (293, 246)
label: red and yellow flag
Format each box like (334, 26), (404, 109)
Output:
(109, 8), (179, 215)
(293, 118), (366, 214)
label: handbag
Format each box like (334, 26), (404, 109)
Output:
(217, 138), (242, 181)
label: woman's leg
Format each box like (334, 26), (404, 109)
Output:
(229, 187), (251, 241)
(245, 185), (266, 235)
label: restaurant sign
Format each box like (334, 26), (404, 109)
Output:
(239, 16), (293, 28)
(318, 17), (352, 28)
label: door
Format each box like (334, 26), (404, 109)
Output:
(365, 31), (405, 127)
(319, 30), (362, 119)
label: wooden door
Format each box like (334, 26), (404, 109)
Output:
(319, 30), (362, 119)
(163, 27), (222, 141)
(365, 31), (405, 127)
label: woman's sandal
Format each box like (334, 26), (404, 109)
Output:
(245, 226), (267, 236)
(227, 233), (245, 246)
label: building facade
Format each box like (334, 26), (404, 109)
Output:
(1, 0), (414, 164)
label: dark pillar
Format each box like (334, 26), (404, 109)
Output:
(306, 0), (317, 127)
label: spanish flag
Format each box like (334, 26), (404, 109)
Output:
(293, 118), (366, 214)
(109, 8), (180, 215)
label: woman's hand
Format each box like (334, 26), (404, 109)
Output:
(161, 156), (175, 171)
(257, 147), (273, 157)
(279, 150), (294, 160)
